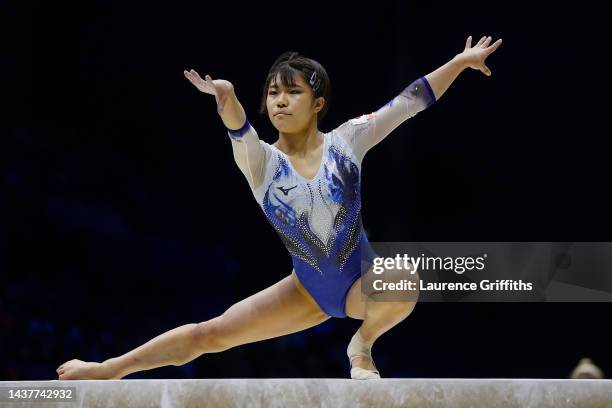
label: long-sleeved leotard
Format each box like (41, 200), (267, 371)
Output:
(227, 77), (436, 318)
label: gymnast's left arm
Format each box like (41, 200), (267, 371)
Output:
(344, 35), (502, 162)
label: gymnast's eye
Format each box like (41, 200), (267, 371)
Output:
(268, 90), (277, 95)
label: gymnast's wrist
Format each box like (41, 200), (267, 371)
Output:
(227, 117), (251, 139)
(452, 54), (470, 70)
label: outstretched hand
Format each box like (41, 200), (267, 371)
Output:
(458, 35), (502, 77)
(183, 69), (234, 114)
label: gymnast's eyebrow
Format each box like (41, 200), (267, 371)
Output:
(269, 83), (303, 89)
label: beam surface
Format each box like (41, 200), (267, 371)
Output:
(1, 379), (611, 407)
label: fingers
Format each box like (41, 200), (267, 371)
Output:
(481, 64), (492, 77)
(476, 35), (502, 50)
(183, 69), (211, 90)
(465, 35), (472, 50)
(486, 38), (503, 54)
(205, 74), (215, 88)
(183, 69), (218, 96)
(191, 70), (204, 81)
(183, 69), (204, 80)
(183, 69), (196, 83)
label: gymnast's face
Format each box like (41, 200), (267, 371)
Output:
(266, 73), (324, 133)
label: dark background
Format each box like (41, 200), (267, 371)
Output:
(2, 0), (611, 380)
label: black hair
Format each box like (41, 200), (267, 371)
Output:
(259, 51), (331, 124)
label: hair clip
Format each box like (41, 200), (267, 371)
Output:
(309, 71), (318, 89)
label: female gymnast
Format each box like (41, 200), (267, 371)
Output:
(57, 35), (502, 380)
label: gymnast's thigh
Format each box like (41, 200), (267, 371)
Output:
(344, 269), (371, 320)
(345, 262), (419, 320)
(206, 271), (330, 346)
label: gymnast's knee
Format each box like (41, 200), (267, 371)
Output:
(384, 299), (416, 316)
(193, 317), (234, 353)
(367, 297), (416, 318)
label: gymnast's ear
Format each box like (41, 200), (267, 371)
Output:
(313, 96), (325, 114)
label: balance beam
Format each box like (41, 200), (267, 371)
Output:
(1, 378), (611, 407)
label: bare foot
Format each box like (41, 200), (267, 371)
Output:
(56, 359), (115, 380)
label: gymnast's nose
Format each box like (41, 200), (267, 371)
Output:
(276, 93), (289, 108)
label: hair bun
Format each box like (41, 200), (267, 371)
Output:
(273, 51), (300, 66)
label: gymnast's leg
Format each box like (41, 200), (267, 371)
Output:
(344, 265), (418, 378)
(57, 271), (329, 380)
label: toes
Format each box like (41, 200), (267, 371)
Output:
(350, 367), (381, 380)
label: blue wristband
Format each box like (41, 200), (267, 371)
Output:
(419, 76), (437, 108)
(227, 118), (251, 140)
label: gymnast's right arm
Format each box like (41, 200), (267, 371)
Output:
(184, 69), (267, 190)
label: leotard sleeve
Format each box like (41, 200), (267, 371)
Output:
(227, 118), (271, 191)
(336, 76), (436, 163)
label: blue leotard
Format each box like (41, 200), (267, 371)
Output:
(227, 77), (436, 317)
